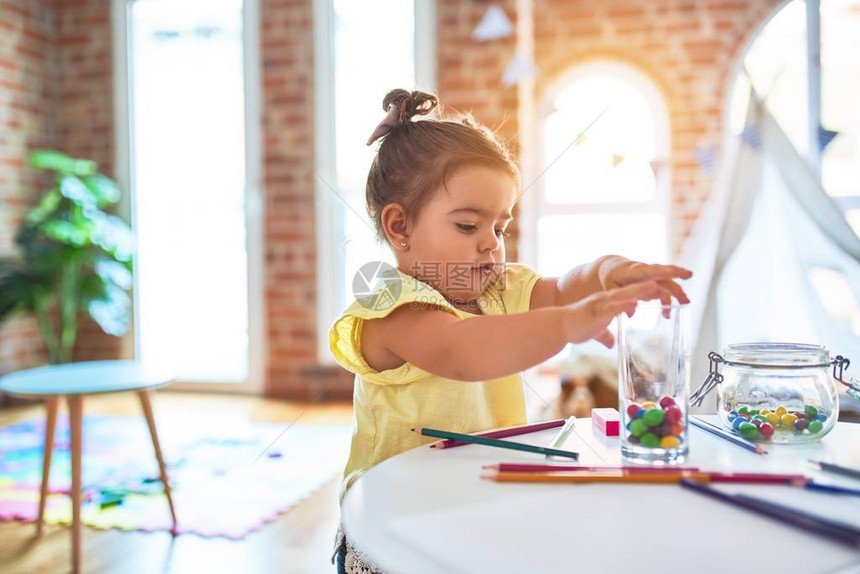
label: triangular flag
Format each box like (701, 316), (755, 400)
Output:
(473, 5), (514, 42)
(649, 160), (666, 178)
(502, 53), (537, 87)
(694, 145), (717, 176)
(612, 154), (625, 168)
(740, 123), (761, 149)
(818, 125), (839, 152)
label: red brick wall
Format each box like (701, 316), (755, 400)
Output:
(57, 0), (119, 363)
(0, 0), (790, 396)
(437, 0), (523, 260)
(531, 0), (783, 252)
(259, 0), (332, 397)
(0, 0), (57, 370)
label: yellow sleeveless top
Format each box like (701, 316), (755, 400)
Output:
(328, 262), (541, 505)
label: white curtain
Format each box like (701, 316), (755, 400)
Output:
(680, 91), (860, 413)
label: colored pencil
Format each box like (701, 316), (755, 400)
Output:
(413, 427), (579, 460)
(690, 416), (767, 455)
(544, 416), (576, 458)
(679, 479), (860, 548)
(481, 471), (806, 485)
(809, 460), (860, 481)
(803, 481), (860, 497)
(482, 463), (701, 473)
(482, 471), (710, 484)
(428, 419), (566, 449)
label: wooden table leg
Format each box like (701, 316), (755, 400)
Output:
(37, 396), (59, 536)
(137, 389), (178, 534)
(67, 395), (83, 574)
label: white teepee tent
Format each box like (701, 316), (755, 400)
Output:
(680, 91), (860, 415)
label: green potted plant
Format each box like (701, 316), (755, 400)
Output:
(0, 149), (135, 365)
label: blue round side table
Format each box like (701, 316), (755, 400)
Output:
(0, 360), (177, 574)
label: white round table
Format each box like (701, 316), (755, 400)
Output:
(341, 417), (860, 574)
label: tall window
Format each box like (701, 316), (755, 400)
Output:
(121, 0), (262, 388)
(730, 0), (860, 235)
(316, 0), (434, 362)
(528, 63), (670, 277)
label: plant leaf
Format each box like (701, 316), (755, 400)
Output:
(41, 221), (89, 247)
(94, 258), (133, 290)
(91, 213), (135, 262)
(59, 174), (99, 208)
(29, 149), (97, 176)
(82, 174), (121, 207)
(87, 284), (130, 336)
(25, 188), (63, 226)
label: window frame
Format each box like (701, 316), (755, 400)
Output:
(113, 0), (265, 393)
(314, 0), (436, 364)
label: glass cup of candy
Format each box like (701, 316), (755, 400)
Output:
(618, 302), (690, 465)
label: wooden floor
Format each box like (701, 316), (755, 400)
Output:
(0, 391), (354, 574)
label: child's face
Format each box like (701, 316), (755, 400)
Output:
(403, 163), (517, 306)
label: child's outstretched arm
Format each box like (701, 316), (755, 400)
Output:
(530, 255), (693, 310)
(371, 281), (661, 382)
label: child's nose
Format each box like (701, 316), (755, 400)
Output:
(478, 229), (501, 253)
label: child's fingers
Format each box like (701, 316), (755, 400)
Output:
(606, 280), (661, 302)
(594, 329), (615, 348)
(660, 292), (672, 319)
(634, 264), (694, 282)
(657, 279), (690, 304)
(602, 298), (638, 319)
(651, 264), (693, 279)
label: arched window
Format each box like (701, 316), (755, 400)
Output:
(523, 62), (671, 277)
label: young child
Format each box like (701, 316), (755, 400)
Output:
(329, 89), (692, 573)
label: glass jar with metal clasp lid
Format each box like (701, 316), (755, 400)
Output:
(690, 343), (859, 444)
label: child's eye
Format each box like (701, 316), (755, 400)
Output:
(456, 223), (477, 233)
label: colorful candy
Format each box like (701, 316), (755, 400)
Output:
(738, 422), (758, 440)
(664, 406), (682, 424)
(640, 433), (660, 448)
(781, 413), (798, 427)
(725, 404), (829, 441)
(660, 435), (680, 449)
(642, 409), (665, 427)
(624, 396), (685, 451)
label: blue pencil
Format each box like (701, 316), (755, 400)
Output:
(680, 479), (860, 548)
(412, 426), (579, 460)
(804, 481), (860, 497)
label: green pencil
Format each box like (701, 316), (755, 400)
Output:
(412, 426), (579, 460)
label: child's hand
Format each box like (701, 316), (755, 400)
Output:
(597, 256), (693, 309)
(562, 281), (662, 349)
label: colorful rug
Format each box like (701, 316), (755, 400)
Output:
(0, 414), (352, 539)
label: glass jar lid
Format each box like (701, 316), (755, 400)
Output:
(722, 343), (831, 368)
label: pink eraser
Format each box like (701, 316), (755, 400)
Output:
(592, 408), (620, 436)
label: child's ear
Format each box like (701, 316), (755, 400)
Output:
(380, 203), (410, 246)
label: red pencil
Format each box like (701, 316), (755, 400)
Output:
(706, 472), (807, 485)
(482, 463), (702, 473)
(428, 419), (566, 449)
